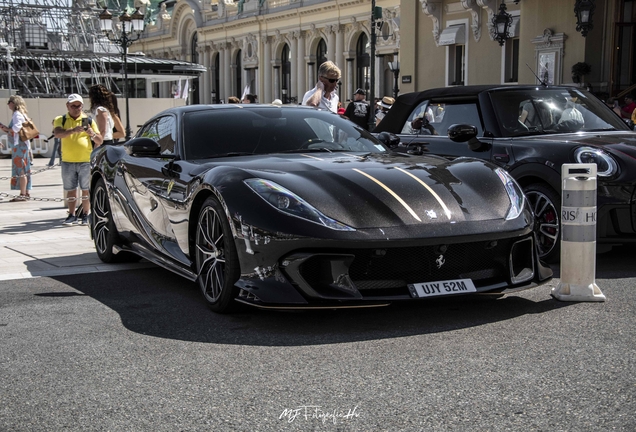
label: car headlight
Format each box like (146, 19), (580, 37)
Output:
(574, 147), (618, 177)
(244, 178), (355, 231)
(495, 168), (525, 220)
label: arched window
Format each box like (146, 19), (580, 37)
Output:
(356, 34), (370, 93)
(213, 52), (220, 103)
(316, 39), (327, 78)
(281, 44), (291, 103)
(191, 33), (198, 64)
(236, 49), (242, 97)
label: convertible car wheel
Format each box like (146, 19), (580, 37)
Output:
(91, 178), (140, 263)
(524, 183), (561, 263)
(195, 196), (240, 313)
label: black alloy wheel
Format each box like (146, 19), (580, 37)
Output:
(91, 178), (140, 263)
(524, 183), (561, 263)
(195, 196), (240, 313)
(92, 178), (119, 262)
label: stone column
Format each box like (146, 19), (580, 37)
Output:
(335, 25), (344, 71)
(290, 31), (298, 103)
(307, 62), (315, 88)
(223, 44), (231, 102)
(346, 58), (354, 101)
(201, 46), (210, 104)
(327, 25), (336, 62)
(273, 65), (280, 100)
(296, 31), (306, 101)
(263, 37), (272, 103)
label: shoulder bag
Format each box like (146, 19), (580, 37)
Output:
(18, 117), (39, 142)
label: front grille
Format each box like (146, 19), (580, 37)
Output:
(297, 239), (514, 297)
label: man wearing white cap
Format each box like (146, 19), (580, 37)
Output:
(53, 93), (103, 225)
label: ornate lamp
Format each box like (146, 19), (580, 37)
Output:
(492, 0), (513, 46)
(387, 57), (400, 100)
(575, 0), (595, 37)
(98, 7), (146, 140)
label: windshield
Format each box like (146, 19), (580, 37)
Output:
(183, 107), (388, 160)
(489, 88), (631, 137)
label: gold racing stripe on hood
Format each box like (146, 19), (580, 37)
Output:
(299, 154), (324, 161)
(394, 167), (452, 220)
(353, 168), (422, 222)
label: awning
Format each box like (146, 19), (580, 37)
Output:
(12, 52), (206, 81)
(438, 25), (466, 46)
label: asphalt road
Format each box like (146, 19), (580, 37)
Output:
(1, 247), (635, 431)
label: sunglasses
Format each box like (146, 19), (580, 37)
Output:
(321, 76), (340, 84)
(69, 104), (82, 109)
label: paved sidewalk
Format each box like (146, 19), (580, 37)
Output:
(0, 157), (151, 280)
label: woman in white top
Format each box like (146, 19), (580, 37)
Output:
(0, 95), (32, 201)
(88, 84), (123, 146)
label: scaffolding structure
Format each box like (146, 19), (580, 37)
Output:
(0, 0), (142, 97)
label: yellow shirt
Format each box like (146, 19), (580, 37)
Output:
(53, 113), (99, 163)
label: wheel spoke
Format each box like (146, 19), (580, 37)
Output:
(196, 206), (227, 303)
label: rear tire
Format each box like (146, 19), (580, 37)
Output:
(523, 183), (560, 263)
(195, 196), (240, 313)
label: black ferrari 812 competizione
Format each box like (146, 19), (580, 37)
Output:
(89, 104), (551, 312)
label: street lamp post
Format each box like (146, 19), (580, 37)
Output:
(388, 58), (400, 100)
(98, 7), (145, 140)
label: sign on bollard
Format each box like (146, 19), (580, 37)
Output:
(552, 163), (606, 302)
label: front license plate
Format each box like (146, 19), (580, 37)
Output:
(408, 279), (477, 298)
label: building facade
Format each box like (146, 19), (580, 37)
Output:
(136, 0), (636, 104)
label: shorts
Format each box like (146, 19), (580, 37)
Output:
(61, 162), (90, 191)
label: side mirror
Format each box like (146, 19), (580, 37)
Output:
(447, 123), (484, 151)
(124, 137), (161, 157)
(376, 131), (401, 148)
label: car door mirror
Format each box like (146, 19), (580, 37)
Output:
(125, 137), (162, 157)
(447, 123), (484, 151)
(376, 131), (401, 148)
(448, 124), (477, 142)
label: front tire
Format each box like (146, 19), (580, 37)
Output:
(91, 178), (140, 263)
(524, 183), (560, 263)
(195, 196), (240, 313)
(92, 178), (120, 263)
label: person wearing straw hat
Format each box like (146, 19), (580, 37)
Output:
(375, 96), (394, 127)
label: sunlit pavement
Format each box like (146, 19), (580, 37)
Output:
(0, 157), (151, 280)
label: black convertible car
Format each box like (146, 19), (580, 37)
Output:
(89, 105), (551, 312)
(374, 85), (636, 262)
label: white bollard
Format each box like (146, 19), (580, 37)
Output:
(552, 163), (606, 302)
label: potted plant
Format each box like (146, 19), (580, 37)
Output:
(572, 62), (592, 84)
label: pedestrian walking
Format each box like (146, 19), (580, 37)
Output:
(302, 61), (341, 113)
(53, 93), (103, 225)
(343, 88), (371, 130)
(47, 118), (62, 166)
(0, 95), (33, 201)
